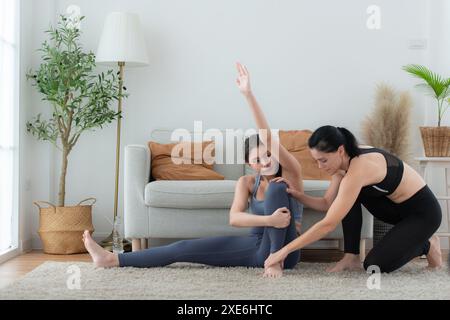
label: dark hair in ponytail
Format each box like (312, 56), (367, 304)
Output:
(308, 125), (361, 158)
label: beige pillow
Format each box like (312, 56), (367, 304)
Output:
(148, 141), (225, 180)
(279, 130), (331, 180)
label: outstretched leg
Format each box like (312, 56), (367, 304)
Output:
(84, 229), (262, 268)
(116, 235), (260, 268)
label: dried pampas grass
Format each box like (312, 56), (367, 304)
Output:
(362, 83), (413, 245)
(361, 83), (413, 163)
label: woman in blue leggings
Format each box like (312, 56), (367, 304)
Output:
(83, 63), (304, 277)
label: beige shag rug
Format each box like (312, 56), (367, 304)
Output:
(0, 260), (449, 300)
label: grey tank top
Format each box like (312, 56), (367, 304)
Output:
(249, 174), (302, 221)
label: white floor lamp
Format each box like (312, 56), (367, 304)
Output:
(96, 12), (149, 251)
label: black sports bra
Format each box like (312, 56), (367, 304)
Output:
(350, 147), (404, 197)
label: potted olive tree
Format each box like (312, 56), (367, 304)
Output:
(27, 15), (125, 254)
(403, 64), (450, 157)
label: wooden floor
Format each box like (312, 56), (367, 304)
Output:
(0, 249), (448, 289)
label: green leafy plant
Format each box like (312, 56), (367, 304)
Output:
(27, 15), (126, 206)
(403, 64), (450, 127)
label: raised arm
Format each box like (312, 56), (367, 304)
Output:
(264, 167), (364, 267)
(236, 62), (303, 190)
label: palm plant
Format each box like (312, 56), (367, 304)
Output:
(403, 64), (450, 126)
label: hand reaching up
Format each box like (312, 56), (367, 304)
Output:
(236, 62), (251, 95)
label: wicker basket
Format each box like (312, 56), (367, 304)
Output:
(420, 126), (450, 157)
(34, 198), (96, 254)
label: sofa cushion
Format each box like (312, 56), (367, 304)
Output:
(150, 163), (225, 181)
(145, 180), (237, 209)
(148, 140), (225, 180)
(149, 140), (215, 169)
(145, 179), (330, 209)
(149, 129), (244, 180)
(279, 130), (331, 180)
(302, 179), (331, 198)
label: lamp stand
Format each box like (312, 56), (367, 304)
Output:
(101, 61), (132, 252)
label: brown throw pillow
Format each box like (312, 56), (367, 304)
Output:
(279, 130), (331, 180)
(148, 141), (225, 180)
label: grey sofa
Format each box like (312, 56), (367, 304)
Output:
(124, 129), (373, 256)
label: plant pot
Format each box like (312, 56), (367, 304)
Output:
(34, 198), (96, 254)
(419, 126), (450, 157)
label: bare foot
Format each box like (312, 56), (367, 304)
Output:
(327, 253), (363, 272)
(263, 263), (283, 278)
(426, 235), (442, 270)
(263, 254), (283, 278)
(82, 230), (120, 268)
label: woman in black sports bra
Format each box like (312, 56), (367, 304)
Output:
(266, 125), (443, 273)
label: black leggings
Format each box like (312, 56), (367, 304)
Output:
(343, 185), (442, 273)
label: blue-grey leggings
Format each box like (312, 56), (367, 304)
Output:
(118, 182), (301, 269)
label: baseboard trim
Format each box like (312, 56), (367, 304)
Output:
(0, 248), (21, 264)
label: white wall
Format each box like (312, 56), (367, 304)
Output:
(19, 0), (449, 249)
(19, 0), (57, 251)
(425, 0), (450, 248)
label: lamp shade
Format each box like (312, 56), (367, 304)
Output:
(96, 12), (149, 67)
